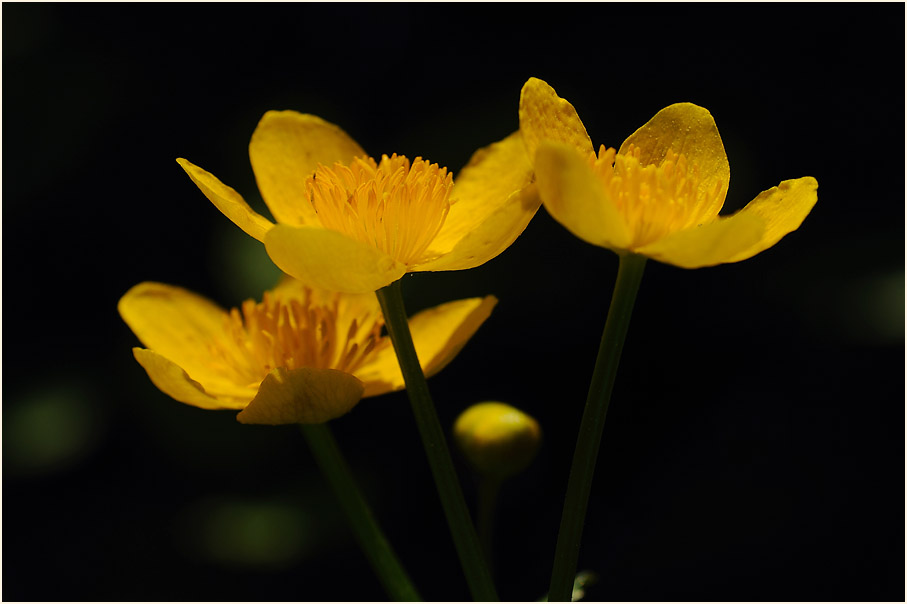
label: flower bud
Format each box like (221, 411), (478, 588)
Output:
(454, 401), (541, 479)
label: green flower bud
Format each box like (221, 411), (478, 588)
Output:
(454, 401), (541, 479)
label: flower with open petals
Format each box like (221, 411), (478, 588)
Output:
(519, 78), (818, 267)
(177, 111), (539, 293)
(118, 277), (496, 425)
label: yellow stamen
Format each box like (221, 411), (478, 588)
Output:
(307, 154), (454, 265)
(588, 144), (725, 247)
(208, 288), (385, 388)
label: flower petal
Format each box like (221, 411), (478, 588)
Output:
(421, 131), (536, 260)
(236, 367), (364, 425)
(619, 103), (730, 223)
(724, 177), (818, 263)
(414, 184), (540, 272)
(176, 158), (274, 242)
(119, 282), (230, 384)
(133, 348), (249, 410)
(264, 225), (406, 294)
(249, 111), (366, 227)
(519, 77), (593, 164)
(534, 141), (632, 250)
(355, 296), (498, 397)
(634, 210), (765, 268)
(414, 296), (498, 378)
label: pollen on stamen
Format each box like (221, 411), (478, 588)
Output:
(587, 144), (724, 247)
(306, 153), (454, 265)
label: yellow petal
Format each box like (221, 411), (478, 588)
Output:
(236, 367), (364, 425)
(133, 348), (249, 411)
(249, 111), (366, 227)
(176, 158), (274, 242)
(619, 103), (730, 222)
(421, 131), (535, 259)
(264, 225), (406, 294)
(414, 184), (540, 272)
(414, 295), (498, 378)
(519, 77), (593, 164)
(635, 210), (765, 268)
(534, 141), (632, 250)
(355, 296), (498, 397)
(724, 177), (818, 263)
(119, 282), (230, 385)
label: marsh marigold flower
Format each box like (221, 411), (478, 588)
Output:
(177, 111), (539, 294)
(118, 277), (496, 424)
(519, 78), (818, 267)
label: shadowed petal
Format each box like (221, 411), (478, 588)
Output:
(724, 177), (818, 263)
(237, 367), (364, 425)
(177, 158), (274, 242)
(355, 296), (498, 397)
(519, 77), (593, 163)
(534, 141), (632, 250)
(250, 111), (366, 227)
(619, 103), (730, 222)
(133, 348), (249, 410)
(264, 225), (406, 294)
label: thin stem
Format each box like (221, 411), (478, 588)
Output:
(376, 279), (499, 602)
(477, 476), (502, 577)
(301, 422), (421, 602)
(548, 252), (647, 602)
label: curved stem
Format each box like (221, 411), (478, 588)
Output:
(548, 252), (647, 601)
(376, 279), (499, 602)
(301, 422), (421, 601)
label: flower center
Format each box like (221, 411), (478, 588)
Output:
(210, 288), (385, 388)
(588, 144), (725, 247)
(306, 154), (454, 265)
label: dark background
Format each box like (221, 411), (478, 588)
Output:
(3, 3), (904, 602)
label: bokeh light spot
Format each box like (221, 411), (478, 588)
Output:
(4, 382), (103, 476)
(183, 497), (314, 570)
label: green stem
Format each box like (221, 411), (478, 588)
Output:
(477, 476), (502, 577)
(376, 279), (499, 602)
(300, 422), (421, 601)
(548, 252), (647, 602)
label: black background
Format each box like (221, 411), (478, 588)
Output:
(3, 3), (904, 602)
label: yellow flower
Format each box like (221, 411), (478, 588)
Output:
(177, 111), (539, 293)
(118, 277), (497, 425)
(519, 78), (818, 267)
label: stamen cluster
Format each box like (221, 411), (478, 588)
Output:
(588, 144), (725, 247)
(209, 288), (384, 388)
(307, 154), (454, 265)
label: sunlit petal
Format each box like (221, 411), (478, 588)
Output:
(177, 158), (274, 242)
(534, 141), (632, 250)
(618, 103), (730, 222)
(724, 177), (819, 263)
(414, 184), (540, 272)
(635, 210), (764, 268)
(519, 77), (593, 163)
(249, 110), (366, 227)
(264, 225), (406, 294)
(424, 132), (535, 257)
